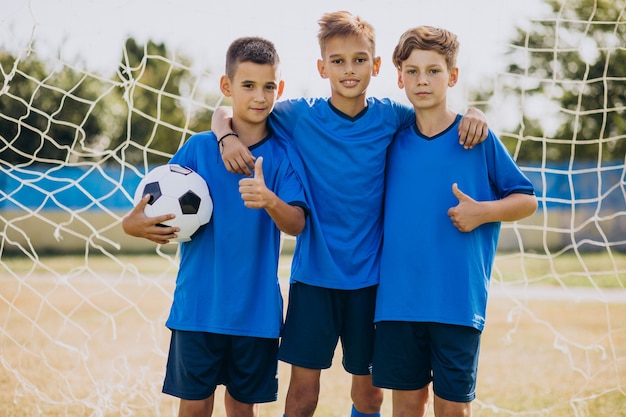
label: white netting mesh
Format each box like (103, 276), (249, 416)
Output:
(1, 1), (625, 416)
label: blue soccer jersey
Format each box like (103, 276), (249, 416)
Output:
(165, 131), (307, 338)
(375, 115), (534, 331)
(269, 97), (414, 290)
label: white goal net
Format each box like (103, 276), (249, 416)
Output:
(1, 1), (625, 416)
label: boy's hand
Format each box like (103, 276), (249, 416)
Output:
(458, 108), (488, 149)
(121, 195), (180, 244)
(447, 183), (483, 232)
(238, 157), (276, 209)
(220, 135), (256, 176)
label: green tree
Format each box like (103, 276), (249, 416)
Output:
(0, 48), (112, 166)
(476, 0), (625, 163)
(111, 38), (215, 167)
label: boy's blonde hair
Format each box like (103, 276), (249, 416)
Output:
(392, 26), (459, 70)
(317, 11), (376, 56)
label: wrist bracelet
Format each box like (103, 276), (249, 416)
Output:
(218, 132), (239, 147)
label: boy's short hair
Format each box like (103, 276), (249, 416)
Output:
(317, 11), (376, 56)
(225, 37), (280, 79)
(392, 26), (459, 70)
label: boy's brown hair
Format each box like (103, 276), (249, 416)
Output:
(392, 26), (459, 70)
(225, 36), (280, 79)
(317, 11), (376, 56)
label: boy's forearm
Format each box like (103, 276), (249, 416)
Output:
(211, 106), (234, 139)
(266, 201), (306, 236)
(482, 193), (538, 224)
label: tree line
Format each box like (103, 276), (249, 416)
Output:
(0, 38), (217, 168)
(1, 0), (624, 167)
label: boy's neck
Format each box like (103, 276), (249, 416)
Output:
(231, 117), (269, 147)
(329, 94), (368, 118)
(414, 107), (457, 137)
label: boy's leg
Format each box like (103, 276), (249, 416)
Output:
(224, 389), (259, 417)
(429, 324), (480, 417)
(225, 335), (279, 406)
(343, 285), (382, 416)
(284, 365), (322, 417)
(279, 282), (342, 417)
(351, 374), (383, 415)
(164, 330), (224, 417)
(391, 388), (430, 417)
(433, 396), (471, 417)
(372, 321), (432, 417)
(178, 397), (214, 417)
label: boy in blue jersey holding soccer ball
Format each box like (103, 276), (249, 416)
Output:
(372, 26), (538, 417)
(122, 37), (308, 417)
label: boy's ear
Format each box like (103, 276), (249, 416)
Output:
(219, 75), (232, 97)
(317, 59), (328, 79)
(277, 80), (285, 99)
(396, 68), (404, 89)
(448, 67), (459, 87)
(372, 56), (382, 77)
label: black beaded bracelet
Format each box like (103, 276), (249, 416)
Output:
(218, 132), (239, 147)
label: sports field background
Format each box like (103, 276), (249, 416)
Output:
(1, 252), (624, 417)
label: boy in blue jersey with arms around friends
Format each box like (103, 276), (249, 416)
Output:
(122, 37), (308, 417)
(372, 26), (538, 417)
(212, 11), (488, 417)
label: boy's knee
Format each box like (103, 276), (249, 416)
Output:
(351, 383), (383, 414)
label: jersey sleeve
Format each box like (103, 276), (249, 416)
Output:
(485, 130), (535, 198)
(268, 99), (305, 144)
(387, 99), (415, 130)
(169, 132), (217, 172)
(273, 147), (309, 216)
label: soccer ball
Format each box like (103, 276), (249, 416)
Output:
(133, 164), (213, 243)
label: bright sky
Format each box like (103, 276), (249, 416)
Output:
(2, 0), (546, 108)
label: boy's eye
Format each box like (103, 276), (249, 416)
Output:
(331, 59), (343, 64)
(355, 58), (367, 63)
(242, 83), (253, 89)
(266, 85), (277, 91)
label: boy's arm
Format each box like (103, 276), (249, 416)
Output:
(121, 195), (180, 244)
(239, 157), (305, 236)
(447, 183), (538, 232)
(212, 106), (256, 176)
(458, 108), (489, 149)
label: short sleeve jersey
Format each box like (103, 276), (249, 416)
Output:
(269, 97), (414, 290)
(165, 131), (307, 338)
(375, 115), (535, 331)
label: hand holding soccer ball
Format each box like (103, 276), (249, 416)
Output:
(131, 164), (213, 243)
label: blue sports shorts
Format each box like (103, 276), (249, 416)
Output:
(278, 282), (377, 375)
(372, 321), (481, 403)
(163, 330), (279, 403)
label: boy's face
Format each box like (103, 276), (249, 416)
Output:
(219, 61), (284, 125)
(317, 35), (381, 104)
(397, 49), (458, 111)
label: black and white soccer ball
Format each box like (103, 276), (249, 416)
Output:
(133, 164), (213, 243)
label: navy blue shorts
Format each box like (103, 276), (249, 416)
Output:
(372, 321), (481, 403)
(278, 282), (377, 375)
(163, 330), (279, 404)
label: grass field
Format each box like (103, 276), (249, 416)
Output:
(1, 251), (625, 416)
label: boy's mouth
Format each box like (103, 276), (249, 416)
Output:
(340, 78), (360, 87)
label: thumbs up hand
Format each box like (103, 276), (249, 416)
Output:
(447, 183), (482, 232)
(239, 157), (275, 209)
